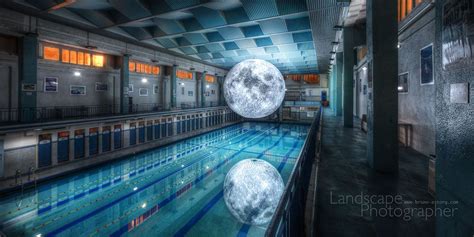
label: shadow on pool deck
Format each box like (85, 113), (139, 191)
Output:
(315, 112), (435, 237)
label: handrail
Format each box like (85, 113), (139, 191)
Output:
(266, 106), (323, 237)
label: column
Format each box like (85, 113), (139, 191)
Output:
(335, 52), (343, 116)
(171, 65), (178, 108)
(343, 27), (355, 127)
(217, 76), (225, 106)
(0, 138), (4, 177)
(120, 55), (130, 114)
(19, 33), (38, 122)
(201, 72), (206, 107)
(366, 0), (398, 173)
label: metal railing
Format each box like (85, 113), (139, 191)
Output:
(266, 107), (323, 237)
(0, 102), (226, 125)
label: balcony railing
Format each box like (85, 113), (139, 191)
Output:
(266, 107), (323, 237)
(0, 102), (226, 125)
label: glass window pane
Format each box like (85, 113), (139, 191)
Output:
(129, 61), (135, 72)
(70, 51), (77, 64)
(84, 53), (91, 66)
(92, 54), (104, 67)
(78, 52), (84, 65)
(61, 49), (70, 63)
(44, 46), (60, 61)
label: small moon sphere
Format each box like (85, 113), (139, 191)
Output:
(224, 59), (286, 118)
(223, 159), (284, 226)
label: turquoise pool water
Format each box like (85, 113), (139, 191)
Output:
(0, 122), (310, 237)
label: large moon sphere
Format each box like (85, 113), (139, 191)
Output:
(224, 59), (286, 118)
(223, 159), (284, 225)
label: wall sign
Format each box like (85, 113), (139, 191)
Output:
(44, 77), (58, 92)
(153, 84), (158, 94)
(139, 88), (148, 96)
(450, 83), (469, 104)
(95, 82), (108, 91)
(70, 85), (86, 95)
(22, 83), (36, 92)
(420, 44), (434, 85)
(128, 84), (134, 93)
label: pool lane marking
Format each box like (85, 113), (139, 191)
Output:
(173, 128), (297, 237)
(46, 125), (278, 237)
(5, 124), (243, 213)
(109, 127), (281, 237)
(236, 139), (301, 237)
(4, 125), (247, 220)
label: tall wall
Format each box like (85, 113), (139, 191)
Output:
(434, 0), (474, 235)
(398, 7), (436, 156)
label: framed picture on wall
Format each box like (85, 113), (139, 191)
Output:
(398, 72), (409, 93)
(95, 82), (108, 92)
(188, 91), (193, 96)
(44, 77), (58, 92)
(420, 44), (434, 85)
(128, 84), (134, 93)
(153, 84), (158, 94)
(22, 83), (36, 92)
(70, 85), (86, 95)
(139, 88), (148, 96)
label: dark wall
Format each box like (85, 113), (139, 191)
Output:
(434, 0), (474, 235)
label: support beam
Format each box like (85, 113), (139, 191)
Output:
(343, 27), (355, 127)
(335, 52), (343, 116)
(217, 76), (225, 106)
(170, 65), (177, 109)
(366, 0), (398, 173)
(201, 72), (206, 107)
(0, 138), (4, 178)
(19, 33), (38, 123)
(120, 55), (130, 114)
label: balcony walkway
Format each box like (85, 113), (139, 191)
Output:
(315, 111), (435, 236)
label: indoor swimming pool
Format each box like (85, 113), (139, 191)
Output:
(0, 122), (310, 237)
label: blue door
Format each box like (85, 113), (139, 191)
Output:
(89, 128), (99, 156)
(167, 122), (173, 136)
(102, 127), (111, 152)
(161, 123), (166, 137)
(38, 134), (52, 168)
(57, 132), (69, 163)
(130, 125), (137, 146)
(147, 123), (153, 141)
(154, 122), (161, 139)
(138, 123), (145, 143)
(114, 125), (122, 149)
(74, 130), (85, 159)
(177, 119), (182, 134)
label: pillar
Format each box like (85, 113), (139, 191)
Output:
(0, 138), (4, 177)
(19, 33), (38, 122)
(201, 72), (206, 107)
(343, 27), (355, 127)
(217, 76), (225, 106)
(366, 0), (398, 173)
(120, 55), (130, 114)
(171, 65), (177, 108)
(335, 52), (343, 116)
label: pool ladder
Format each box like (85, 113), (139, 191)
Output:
(14, 167), (38, 208)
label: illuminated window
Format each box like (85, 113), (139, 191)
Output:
(205, 75), (215, 83)
(70, 51), (77, 64)
(399, 0), (425, 21)
(44, 46), (60, 61)
(84, 53), (91, 66)
(61, 49), (70, 63)
(140, 63), (145, 73)
(153, 66), (160, 75)
(129, 62), (136, 72)
(78, 52), (84, 65)
(176, 69), (193, 80)
(92, 54), (104, 67)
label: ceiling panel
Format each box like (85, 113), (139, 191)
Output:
(6, 0), (345, 73)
